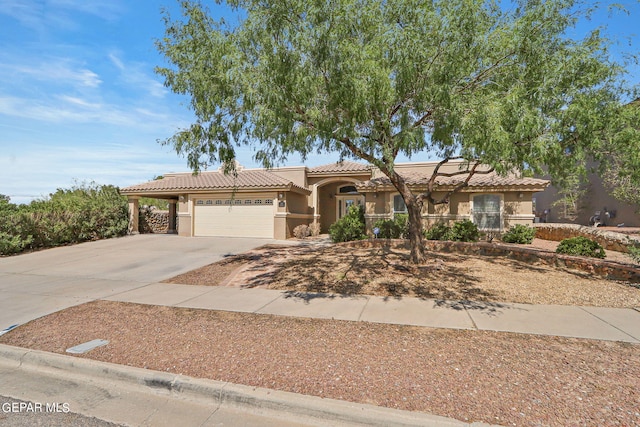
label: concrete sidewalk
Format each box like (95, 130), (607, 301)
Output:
(102, 282), (640, 343)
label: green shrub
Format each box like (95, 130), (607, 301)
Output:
(556, 236), (606, 259)
(0, 183), (129, 256)
(329, 205), (366, 243)
(627, 245), (640, 264)
(501, 224), (536, 244)
(424, 223), (452, 241)
(0, 231), (32, 255)
(373, 214), (408, 239)
(450, 219), (480, 242)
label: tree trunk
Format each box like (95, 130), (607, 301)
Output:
(404, 196), (427, 264)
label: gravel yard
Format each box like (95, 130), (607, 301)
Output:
(166, 240), (640, 308)
(1, 301), (638, 427)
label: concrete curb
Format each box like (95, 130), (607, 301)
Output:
(0, 344), (496, 427)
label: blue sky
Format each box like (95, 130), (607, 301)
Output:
(0, 0), (638, 205)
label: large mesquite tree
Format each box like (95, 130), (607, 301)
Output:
(156, 0), (629, 263)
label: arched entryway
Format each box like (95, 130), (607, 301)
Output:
(312, 178), (365, 233)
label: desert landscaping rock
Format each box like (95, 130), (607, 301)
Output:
(1, 301), (638, 427)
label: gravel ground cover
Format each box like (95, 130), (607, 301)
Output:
(166, 240), (640, 308)
(1, 301), (638, 427)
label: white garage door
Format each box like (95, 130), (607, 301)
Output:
(193, 198), (274, 238)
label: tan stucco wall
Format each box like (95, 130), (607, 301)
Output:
(285, 192), (311, 214)
(307, 173), (371, 186)
(270, 166), (307, 188)
(370, 160), (495, 179)
(317, 182), (339, 232)
(364, 190), (538, 232)
(127, 198), (139, 234)
(534, 171), (639, 226)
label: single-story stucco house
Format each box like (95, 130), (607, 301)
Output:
(121, 160), (549, 239)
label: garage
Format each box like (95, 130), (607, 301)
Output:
(193, 198), (274, 238)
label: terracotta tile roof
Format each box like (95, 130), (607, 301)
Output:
(308, 161), (372, 174)
(122, 170), (310, 194)
(357, 172), (549, 190)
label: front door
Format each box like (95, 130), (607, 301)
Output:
(335, 195), (364, 219)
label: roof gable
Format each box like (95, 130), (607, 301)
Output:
(307, 161), (372, 174)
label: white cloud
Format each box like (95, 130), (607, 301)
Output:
(0, 58), (102, 88)
(0, 0), (45, 28)
(108, 51), (167, 98)
(108, 52), (125, 71)
(0, 94), (176, 128)
(49, 0), (124, 21)
(0, 0), (124, 29)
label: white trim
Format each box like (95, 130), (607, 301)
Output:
(392, 193), (408, 214)
(504, 214), (536, 220)
(470, 193), (504, 231)
(335, 194), (365, 219)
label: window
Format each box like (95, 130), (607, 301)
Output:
(473, 195), (502, 230)
(254, 199), (262, 204)
(244, 200), (252, 205)
(196, 200), (204, 205)
(215, 200), (222, 205)
(224, 200), (231, 205)
(205, 200), (213, 205)
(338, 185), (358, 194)
(393, 195), (407, 213)
(234, 199), (242, 205)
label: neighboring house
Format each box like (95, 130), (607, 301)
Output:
(121, 160), (549, 239)
(533, 166), (640, 227)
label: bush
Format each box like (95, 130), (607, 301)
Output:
(373, 214), (408, 239)
(627, 245), (640, 264)
(424, 223), (452, 241)
(450, 219), (480, 242)
(556, 236), (606, 259)
(308, 223), (321, 237)
(501, 224), (536, 244)
(329, 205), (366, 243)
(293, 224), (311, 239)
(0, 183), (129, 256)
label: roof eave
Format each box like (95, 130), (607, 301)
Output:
(122, 185), (311, 197)
(356, 182), (550, 193)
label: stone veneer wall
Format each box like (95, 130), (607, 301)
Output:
(343, 239), (640, 283)
(139, 208), (169, 234)
(533, 223), (640, 253)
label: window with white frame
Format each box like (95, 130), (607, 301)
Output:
(393, 195), (407, 214)
(472, 194), (502, 230)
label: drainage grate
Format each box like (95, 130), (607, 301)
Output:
(0, 324), (18, 337)
(66, 339), (109, 354)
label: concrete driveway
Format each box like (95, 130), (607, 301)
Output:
(0, 234), (272, 329)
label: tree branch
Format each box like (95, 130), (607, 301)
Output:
(422, 159), (494, 205)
